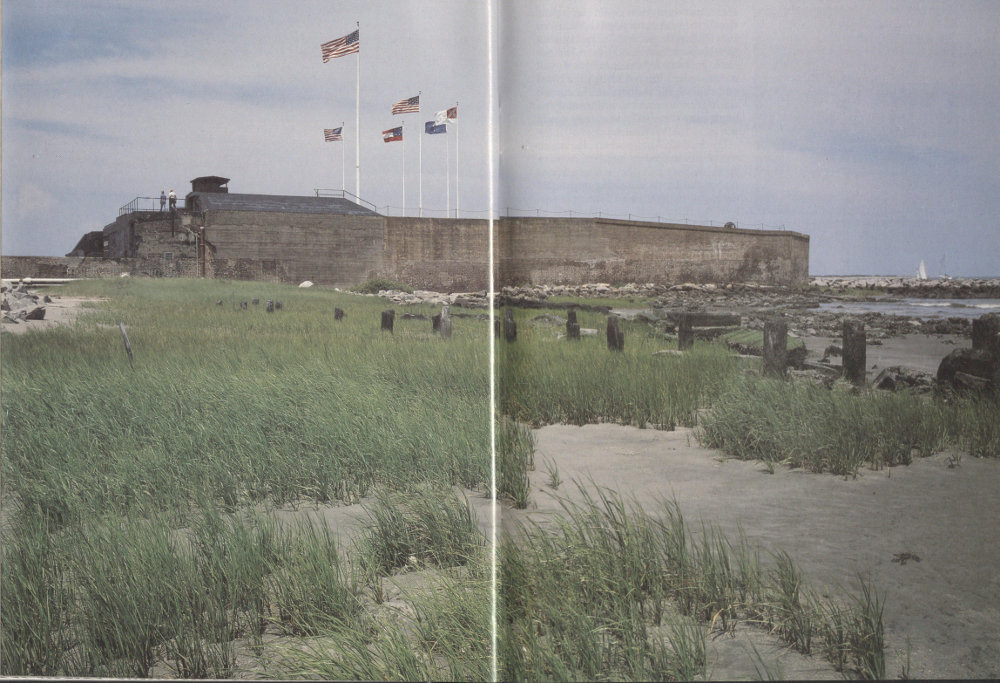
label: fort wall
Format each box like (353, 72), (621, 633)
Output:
(5, 215), (809, 289)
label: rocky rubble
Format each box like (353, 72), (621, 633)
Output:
(1, 283), (49, 324)
(810, 275), (1000, 298)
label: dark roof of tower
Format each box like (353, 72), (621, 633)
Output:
(186, 192), (379, 216)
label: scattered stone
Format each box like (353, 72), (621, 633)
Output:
(24, 306), (46, 321)
(252, 298), (260, 305)
(275, 301), (283, 310)
(872, 366), (936, 392)
(299, 280), (314, 288)
(334, 307), (345, 320)
(381, 309), (395, 333)
(266, 299), (274, 313)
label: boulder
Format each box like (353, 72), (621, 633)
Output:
(937, 348), (999, 393)
(25, 306), (46, 320)
(299, 280), (314, 288)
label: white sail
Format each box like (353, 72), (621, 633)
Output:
(917, 259), (928, 280)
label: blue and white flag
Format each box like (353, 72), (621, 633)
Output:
(425, 121), (447, 135)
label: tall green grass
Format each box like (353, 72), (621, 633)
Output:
(2, 279), (491, 527)
(501, 483), (887, 680)
(498, 308), (742, 428)
(700, 376), (999, 475)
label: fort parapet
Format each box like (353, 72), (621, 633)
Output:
(3, 177), (809, 289)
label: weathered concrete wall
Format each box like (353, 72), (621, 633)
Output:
(498, 217), (809, 286)
(19, 212), (809, 289)
(203, 210), (384, 287)
(1, 255), (199, 279)
(379, 217), (490, 290)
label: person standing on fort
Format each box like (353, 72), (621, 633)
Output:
(160, 190), (167, 211)
(168, 189), (177, 212)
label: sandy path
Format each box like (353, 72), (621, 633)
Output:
(504, 423), (1000, 679)
(1, 295), (105, 335)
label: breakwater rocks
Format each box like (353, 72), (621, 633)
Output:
(1, 283), (49, 324)
(810, 276), (1000, 298)
(367, 281), (995, 341)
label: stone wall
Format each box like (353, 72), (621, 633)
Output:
(498, 217), (809, 286)
(379, 217), (490, 290)
(2, 255), (200, 279)
(202, 210), (384, 287)
(12, 213), (810, 289)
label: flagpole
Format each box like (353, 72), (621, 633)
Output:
(454, 101), (459, 218)
(355, 21), (361, 201)
(446, 126), (451, 218)
(402, 122), (406, 217)
(341, 121), (345, 193)
(419, 119), (423, 218)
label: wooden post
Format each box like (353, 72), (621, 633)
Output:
(381, 309), (395, 333)
(972, 313), (1000, 359)
(432, 313), (442, 332)
(763, 319), (788, 377)
(334, 307), (345, 320)
(503, 308), (517, 342)
(118, 322), (134, 369)
(567, 309), (580, 340)
(606, 315), (624, 351)
(439, 305), (452, 339)
(266, 299), (274, 313)
(843, 320), (867, 385)
(677, 313), (694, 350)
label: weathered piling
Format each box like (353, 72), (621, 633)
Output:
(843, 320), (867, 385)
(439, 305), (452, 339)
(334, 307), (345, 320)
(972, 313), (1000, 358)
(606, 315), (624, 351)
(381, 309), (395, 333)
(763, 319), (788, 377)
(503, 308), (517, 342)
(677, 313), (694, 350)
(567, 309), (580, 340)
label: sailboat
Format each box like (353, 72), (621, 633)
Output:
(917, 260), (928, 280)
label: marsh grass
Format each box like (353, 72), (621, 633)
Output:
(698, 376), (1000, 475)
(1, 278), (492, 678)
(498, 307), (742, 428)
(2, 278), (491, 527)
(357, 486), (484, 579)
(502, 482), (887, 680)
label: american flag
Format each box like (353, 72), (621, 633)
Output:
(391, 95), (420, 115)
(382, 126), (403, 143)
(324, 127), (343, 142)
(321, 30), (359, 62)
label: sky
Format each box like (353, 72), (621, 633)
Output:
(4, 1), (999, 276)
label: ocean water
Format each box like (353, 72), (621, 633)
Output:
(817, 298), (1000, 320)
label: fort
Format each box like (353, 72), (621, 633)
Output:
(3, 176), (809, 288)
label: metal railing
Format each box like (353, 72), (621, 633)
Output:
(313, 188), (379, 213)
(118, 196), (186, 216)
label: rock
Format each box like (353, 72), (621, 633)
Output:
(43, 295), (52, 303)
(937, 348), (999, 393)
(872, 366), (935, 392)
(299, 280), (314, 288)
(25, 306), (46, 320)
